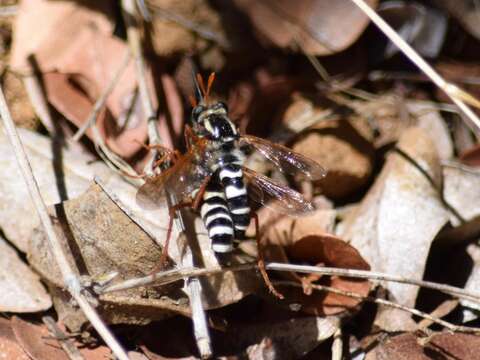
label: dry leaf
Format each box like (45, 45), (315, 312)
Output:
(339, 127), (449, 329)
(29, 183), (258, 330)
(11, 316), (68, 360)
(148, 0), (228, 56)
(442, 164), (480, 314)
(0, 126), (109, 252)
(366, 332), (480, 360)
(265, 234), (371, 316)
(0, 237), (51, 312)
(460, 144), (480, 167)
(289, 116), (375, 199)
(10, 0), (114, 72)
(233, 0), (378, 55)
(378, 1), (447, 58)
(0, 318), (30, 360)
(10, 0), (154, 158)
(141, 315), (338, 359)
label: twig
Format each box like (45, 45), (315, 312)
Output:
(22, 73), (55, 133)
(73, 50), (131, 141)
(121, 0), (212, 357)
(98, 262), (480, 305)
(417, 299), (459, 331)
(121, 0), (160, 151)
(42, 316), (84, 360)
(0, 85), (130, 360)
(276, 281), (480, 334)
(331, 327), (342, 360)
(349, 0), (480, 137)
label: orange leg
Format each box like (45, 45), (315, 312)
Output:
(252, 212), (284, 300)
(152, 176), (211, 274)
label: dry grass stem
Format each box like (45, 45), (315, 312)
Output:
(331, 327), (343, 360)
(121, 0), (212, 356)
(73, 50), (131, 141)
(278, 281), (480, 334)
(99, 262), (480, 305)
(0, 85), (130, 360)
(42, 316), (84, 360)
(349, 0), (480, 137)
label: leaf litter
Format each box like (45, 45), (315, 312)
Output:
(2, 0), (480, 358)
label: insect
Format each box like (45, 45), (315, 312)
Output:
(137, 73), (326, 297)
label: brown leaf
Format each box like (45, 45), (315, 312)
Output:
(460, 144), (480, 167)
(266, 234), (371, 316)
(339, 127), (449, 329)
(11, 0), (154, 158)
(10, 0), (114, 72)
(367, 332), (480, 360)
(233, 0), (378, 55)
(290, 116), (375, 199)
(366, 333), (429, 360)
(0, 236), (51, 312)
(30, 182), (258, 330)
(0, 318), (30, 360)
(11, 316), (68, 360)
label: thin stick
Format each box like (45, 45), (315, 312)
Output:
(349, 0), (480, 137)
(121, 0), (212, 356)
(276, 281), (480, 334)
(22, 73), (55, 133)
(121, 0), (160, 150)
(73, 50), (131, 141)
(0, 86), (130, 360)
(42, 316), (84, 360)
(99, 262), (480, 304)
(331, 327), (342, 360)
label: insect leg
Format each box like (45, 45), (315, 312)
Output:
(252, 212), (284, 299)
(149, 200), (193, 275)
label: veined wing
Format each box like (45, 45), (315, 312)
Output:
(136, 140), (214, 209)
(243, 167), (314, 215)
(241, 135), (327, 181)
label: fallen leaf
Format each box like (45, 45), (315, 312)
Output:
(289, 115), (375, 199)
(0, 236), (51, 312)
(10, 0), (154, 158)
(148, 0), (228, 56)
(435, 0), (480, 40)
(378, 1), (447, 58)
(366, 333), (430, 360)
(0, 126), (110, 252)
(460, 144), (480, 167)
(0, 318), (30, 360)
(11, 316), (68, 360)
(265, 234), (371, 316)
(339, 127), (449, 330)
(233, 0), (378, 55)
(366, 332), (480, 360)
(10, 0), (114, 72)
(141, 315), (338, 359)
(30, 182), (258, 330)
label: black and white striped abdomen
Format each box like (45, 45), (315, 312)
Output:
(218, 163), (251, 239)
(200, 179), (234, 253)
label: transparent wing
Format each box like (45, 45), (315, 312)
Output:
(243, 167), (314, 215)
(136, 141), (214, 209)
(241, 135), (327, 180)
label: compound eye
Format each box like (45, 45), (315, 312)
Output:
(217, 101), (228, 112)
(192, 105), (205, 121)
